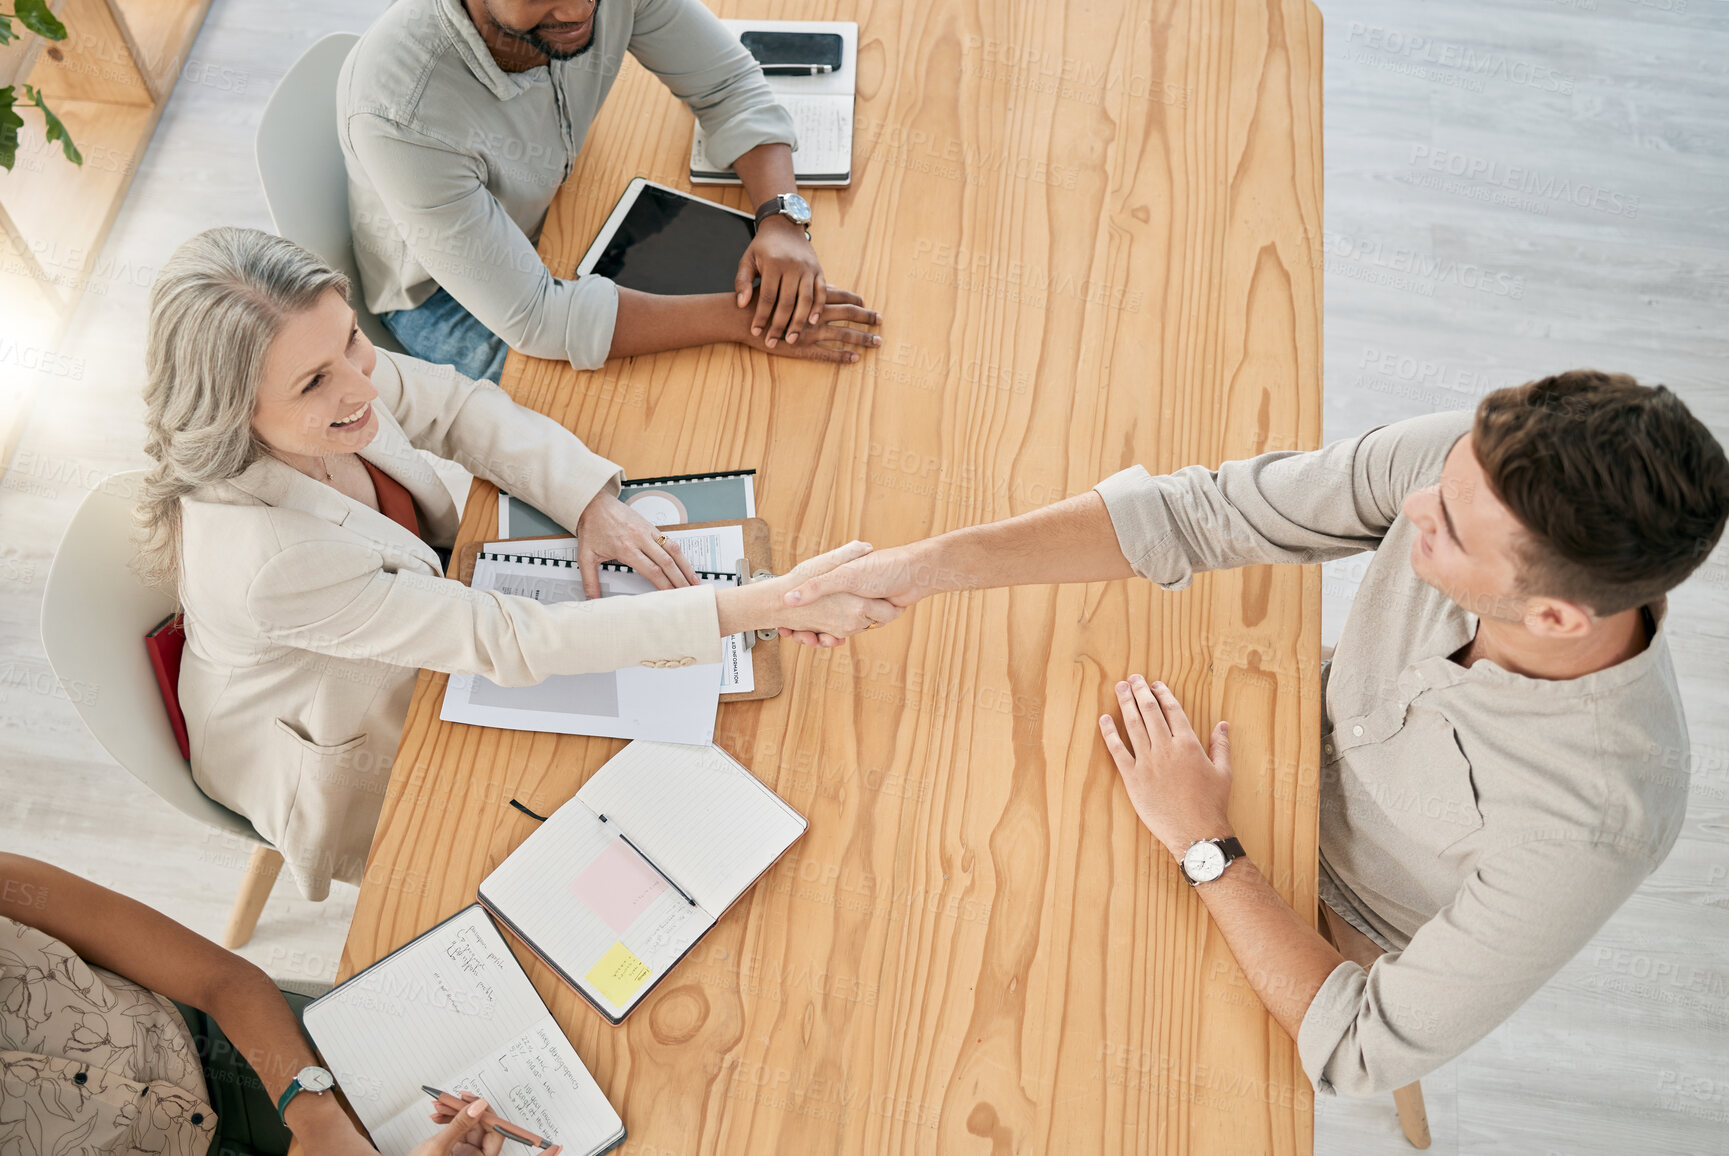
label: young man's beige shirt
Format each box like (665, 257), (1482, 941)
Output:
(1095, 410), (1689, 1097)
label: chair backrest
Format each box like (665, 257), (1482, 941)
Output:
(39, 471), (259, 841)
(255, 32), (402, 353)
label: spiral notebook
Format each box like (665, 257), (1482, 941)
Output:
(479, 740), (807, 1023)
(439, 533), (749, 742)
(302, 904), (625, 1156)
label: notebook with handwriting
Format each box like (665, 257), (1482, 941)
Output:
(479, 740), (807, 1023)
(301, 905), (625, 1156)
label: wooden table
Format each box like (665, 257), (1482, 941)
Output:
(332, 2), (1325, 1153)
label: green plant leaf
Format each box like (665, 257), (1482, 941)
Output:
(23, 84), (80, 165)
(0, 87), (22, 171)
(14, 0), (68, 41)
(0, 15), (17, 46)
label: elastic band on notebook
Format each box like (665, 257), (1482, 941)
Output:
(508, 799), (550, 822)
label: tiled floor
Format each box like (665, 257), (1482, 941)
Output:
(0, 2), (1724, 1152)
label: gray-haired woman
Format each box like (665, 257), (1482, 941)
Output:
(140, 227), (897, 900)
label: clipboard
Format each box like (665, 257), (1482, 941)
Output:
(455, 517), (782, 702)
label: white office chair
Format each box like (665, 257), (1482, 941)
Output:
(40, 471), (285, 949)
(256, 34), (475, 514)
(255, 32), (401, 353)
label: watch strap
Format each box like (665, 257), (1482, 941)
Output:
(276, 1076), (305, 1122)
(752, 196), (812, 237)
(1218, 836), (1245, 862)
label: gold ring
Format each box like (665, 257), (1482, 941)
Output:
(654, 534), (669, 548)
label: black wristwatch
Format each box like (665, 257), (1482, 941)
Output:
(1178, 837), (1245, 886)
(753, 192), (813, 239)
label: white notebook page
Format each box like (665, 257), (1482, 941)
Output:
(576, 741), (807, 913)
(480, 799), (712, 1019)
(366, 1017), (619, 1155)
(302, 906), (621, 1156)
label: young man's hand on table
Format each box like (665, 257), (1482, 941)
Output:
(1098, 674), (1236, 857)
(1096, 676), (1345, 1042)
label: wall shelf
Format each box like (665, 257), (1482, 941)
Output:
(0, 0), (214, 344)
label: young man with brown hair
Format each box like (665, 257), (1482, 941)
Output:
(783, 370), (1729, 1097)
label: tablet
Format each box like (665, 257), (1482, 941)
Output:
(575, 178), (756, 295)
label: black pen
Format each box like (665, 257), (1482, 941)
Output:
(598, 813), (698, 906)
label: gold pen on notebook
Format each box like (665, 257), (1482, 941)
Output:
(598, 813), (698, 906)
(421, 1086), (556, 1150)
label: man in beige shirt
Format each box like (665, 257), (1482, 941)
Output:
(782, 370), (1729, 1097)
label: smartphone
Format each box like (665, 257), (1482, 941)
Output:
(740, 31), (844, 75)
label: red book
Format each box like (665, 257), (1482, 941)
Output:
(145, 613), (191, 761)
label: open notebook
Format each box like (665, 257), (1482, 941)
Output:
(302, 905), (625, 1156)
(691, 20), (857, 186)
(480, 741), (807, 1023)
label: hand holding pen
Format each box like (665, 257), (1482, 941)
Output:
(422, 1088), (563, 1156)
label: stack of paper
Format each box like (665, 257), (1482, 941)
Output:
(439, 524), (752, 741)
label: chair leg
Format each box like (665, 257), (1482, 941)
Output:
(1392, 1080), (1431, 1149)
(222, 845), (284, 948)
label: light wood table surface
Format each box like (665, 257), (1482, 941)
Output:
(330, 2), (1325, 1153)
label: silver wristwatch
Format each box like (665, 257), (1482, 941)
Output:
(1179, 837), (1245, 885)
(753, 192), (813, 238)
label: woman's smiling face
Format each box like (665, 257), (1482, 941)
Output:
(251, 288), (381, 463)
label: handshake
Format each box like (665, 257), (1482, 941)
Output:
(715, 540), (954, 648)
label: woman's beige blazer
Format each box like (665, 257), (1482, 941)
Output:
(176, 352), (721, 899)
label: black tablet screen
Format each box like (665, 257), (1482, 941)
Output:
(590, 185), (756, 295)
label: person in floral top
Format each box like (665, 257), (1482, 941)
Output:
(0, 853), (534, 1155)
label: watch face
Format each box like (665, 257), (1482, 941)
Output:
(298, 1066), (336, 1093)
(1182, 841), (1226, 883)
(781, 193), (812, 224)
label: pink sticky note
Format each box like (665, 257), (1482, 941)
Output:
(571, 838), (667, 934)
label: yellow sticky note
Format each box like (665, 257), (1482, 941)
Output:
(586, 941), (652, 1007)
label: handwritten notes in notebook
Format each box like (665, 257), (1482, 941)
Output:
(366, 1019), (605, 1155)
(302, 906), (624, 1156)
(585, 942), (654, 1006)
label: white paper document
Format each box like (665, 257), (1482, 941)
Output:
(440, 545), (738, 741)
(478, 525), (755, 696)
